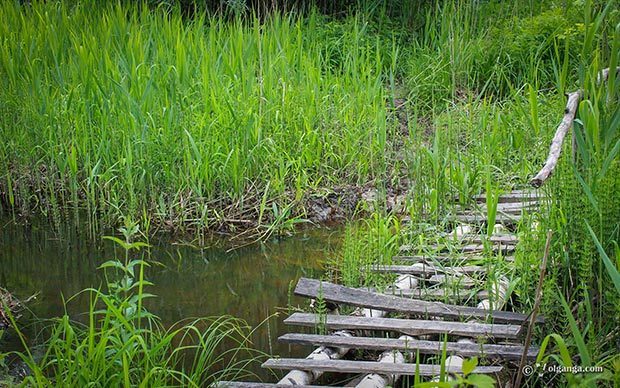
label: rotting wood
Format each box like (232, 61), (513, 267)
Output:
(531, 67), (619, 187)
(294, 278), (541, 323)
(284, 313), (523, 339)
(278, 333), (539, 360)
(262, 358), (503, 376)
(371, 264), (484, 276)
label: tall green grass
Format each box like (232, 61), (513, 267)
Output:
(0, 1), (395, 235)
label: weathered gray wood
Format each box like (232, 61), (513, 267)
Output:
(529, 66), (620, 188)
(399, 243), (515, 254)
(294, 278), (541, 323)
(384, 287), (487, 301)
(472, 190), (543, 203)
(285, 313), (523, 339)
(216, 383), (328, 388)
(392, 255), (515, 264)
(262, 358), (503, 376)
(427, 274), (477, 288)
(371, 264), (484, 276)
(462, 234), (519, 245)
(279, 333), (539, 360)
(453, 213), (522, 224)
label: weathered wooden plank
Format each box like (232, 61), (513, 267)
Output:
(472, 190), (544, 203)
(294, 278), (541, 323)
(453, 213), (522, 224)
(216, 383), (328, 388)
(279, 333), (539, 361)
(384, 287), (486, 301)
(284, 313), (522, 339)
(462, 234), (519, 245)
(392, 255), (515, 264)
(399, 243), (515, 254)
(262, 358), (503, 376)
(427, 274), (477, 288)
(371, 264), (485, 276)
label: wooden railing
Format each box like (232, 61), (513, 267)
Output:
(530, 67), (619, 187)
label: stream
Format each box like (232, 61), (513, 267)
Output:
(0, 217), (340, 380)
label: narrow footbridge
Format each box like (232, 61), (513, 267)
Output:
(222, 189), (547, 387)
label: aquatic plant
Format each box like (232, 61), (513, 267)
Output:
(1, 219), (262, 386)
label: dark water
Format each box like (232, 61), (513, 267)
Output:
(0, 217), (341, 380)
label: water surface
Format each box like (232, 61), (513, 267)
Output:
(0, 217), (340, 379)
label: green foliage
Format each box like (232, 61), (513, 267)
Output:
(2, 221), (261, 386)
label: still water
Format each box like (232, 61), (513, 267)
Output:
(0, 217), (341, 379)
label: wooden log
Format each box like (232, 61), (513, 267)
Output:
(279, 333), (539, 360)
(371, 264), (485, 276)
(530, 91), (582, 187)
(531, 66), (619, 187)
(262, 358), (503, 376)
(284, 313), (523, 339)
(277, 330), (352, 385)
(355, 336), (412, 388)
(294, 278), (540, 323)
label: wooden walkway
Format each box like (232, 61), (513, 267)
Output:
(220, 189), (546, 387)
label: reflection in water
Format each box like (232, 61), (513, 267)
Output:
(0, 217), (341, 379)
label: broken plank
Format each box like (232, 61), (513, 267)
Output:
(262, 358), (503, 376)
(294, 278), (541, 324)
(371, 264), (484, 276)
(279, 333), (539, 361)
(462, 234), (519, 245)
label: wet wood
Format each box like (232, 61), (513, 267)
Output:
(371, 264), (485, 276)
(279, 333), (539, 360)
(284, 313), (523, 339)
(294, 278), (540, 323)
(262, 358), (503, 375)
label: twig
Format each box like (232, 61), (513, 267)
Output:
(514, 229), (553, 388)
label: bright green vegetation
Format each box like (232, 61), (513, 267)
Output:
(1, 0), (619, 386)
(2, 220), (263, 386)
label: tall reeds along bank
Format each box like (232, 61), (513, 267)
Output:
(0, 1), (395, 236)
(524, 2), (619, 386)
(1, 220), (262, 386)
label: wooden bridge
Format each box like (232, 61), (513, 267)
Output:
(219, 67), (618, 387)
(220, 189), (548, 387)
